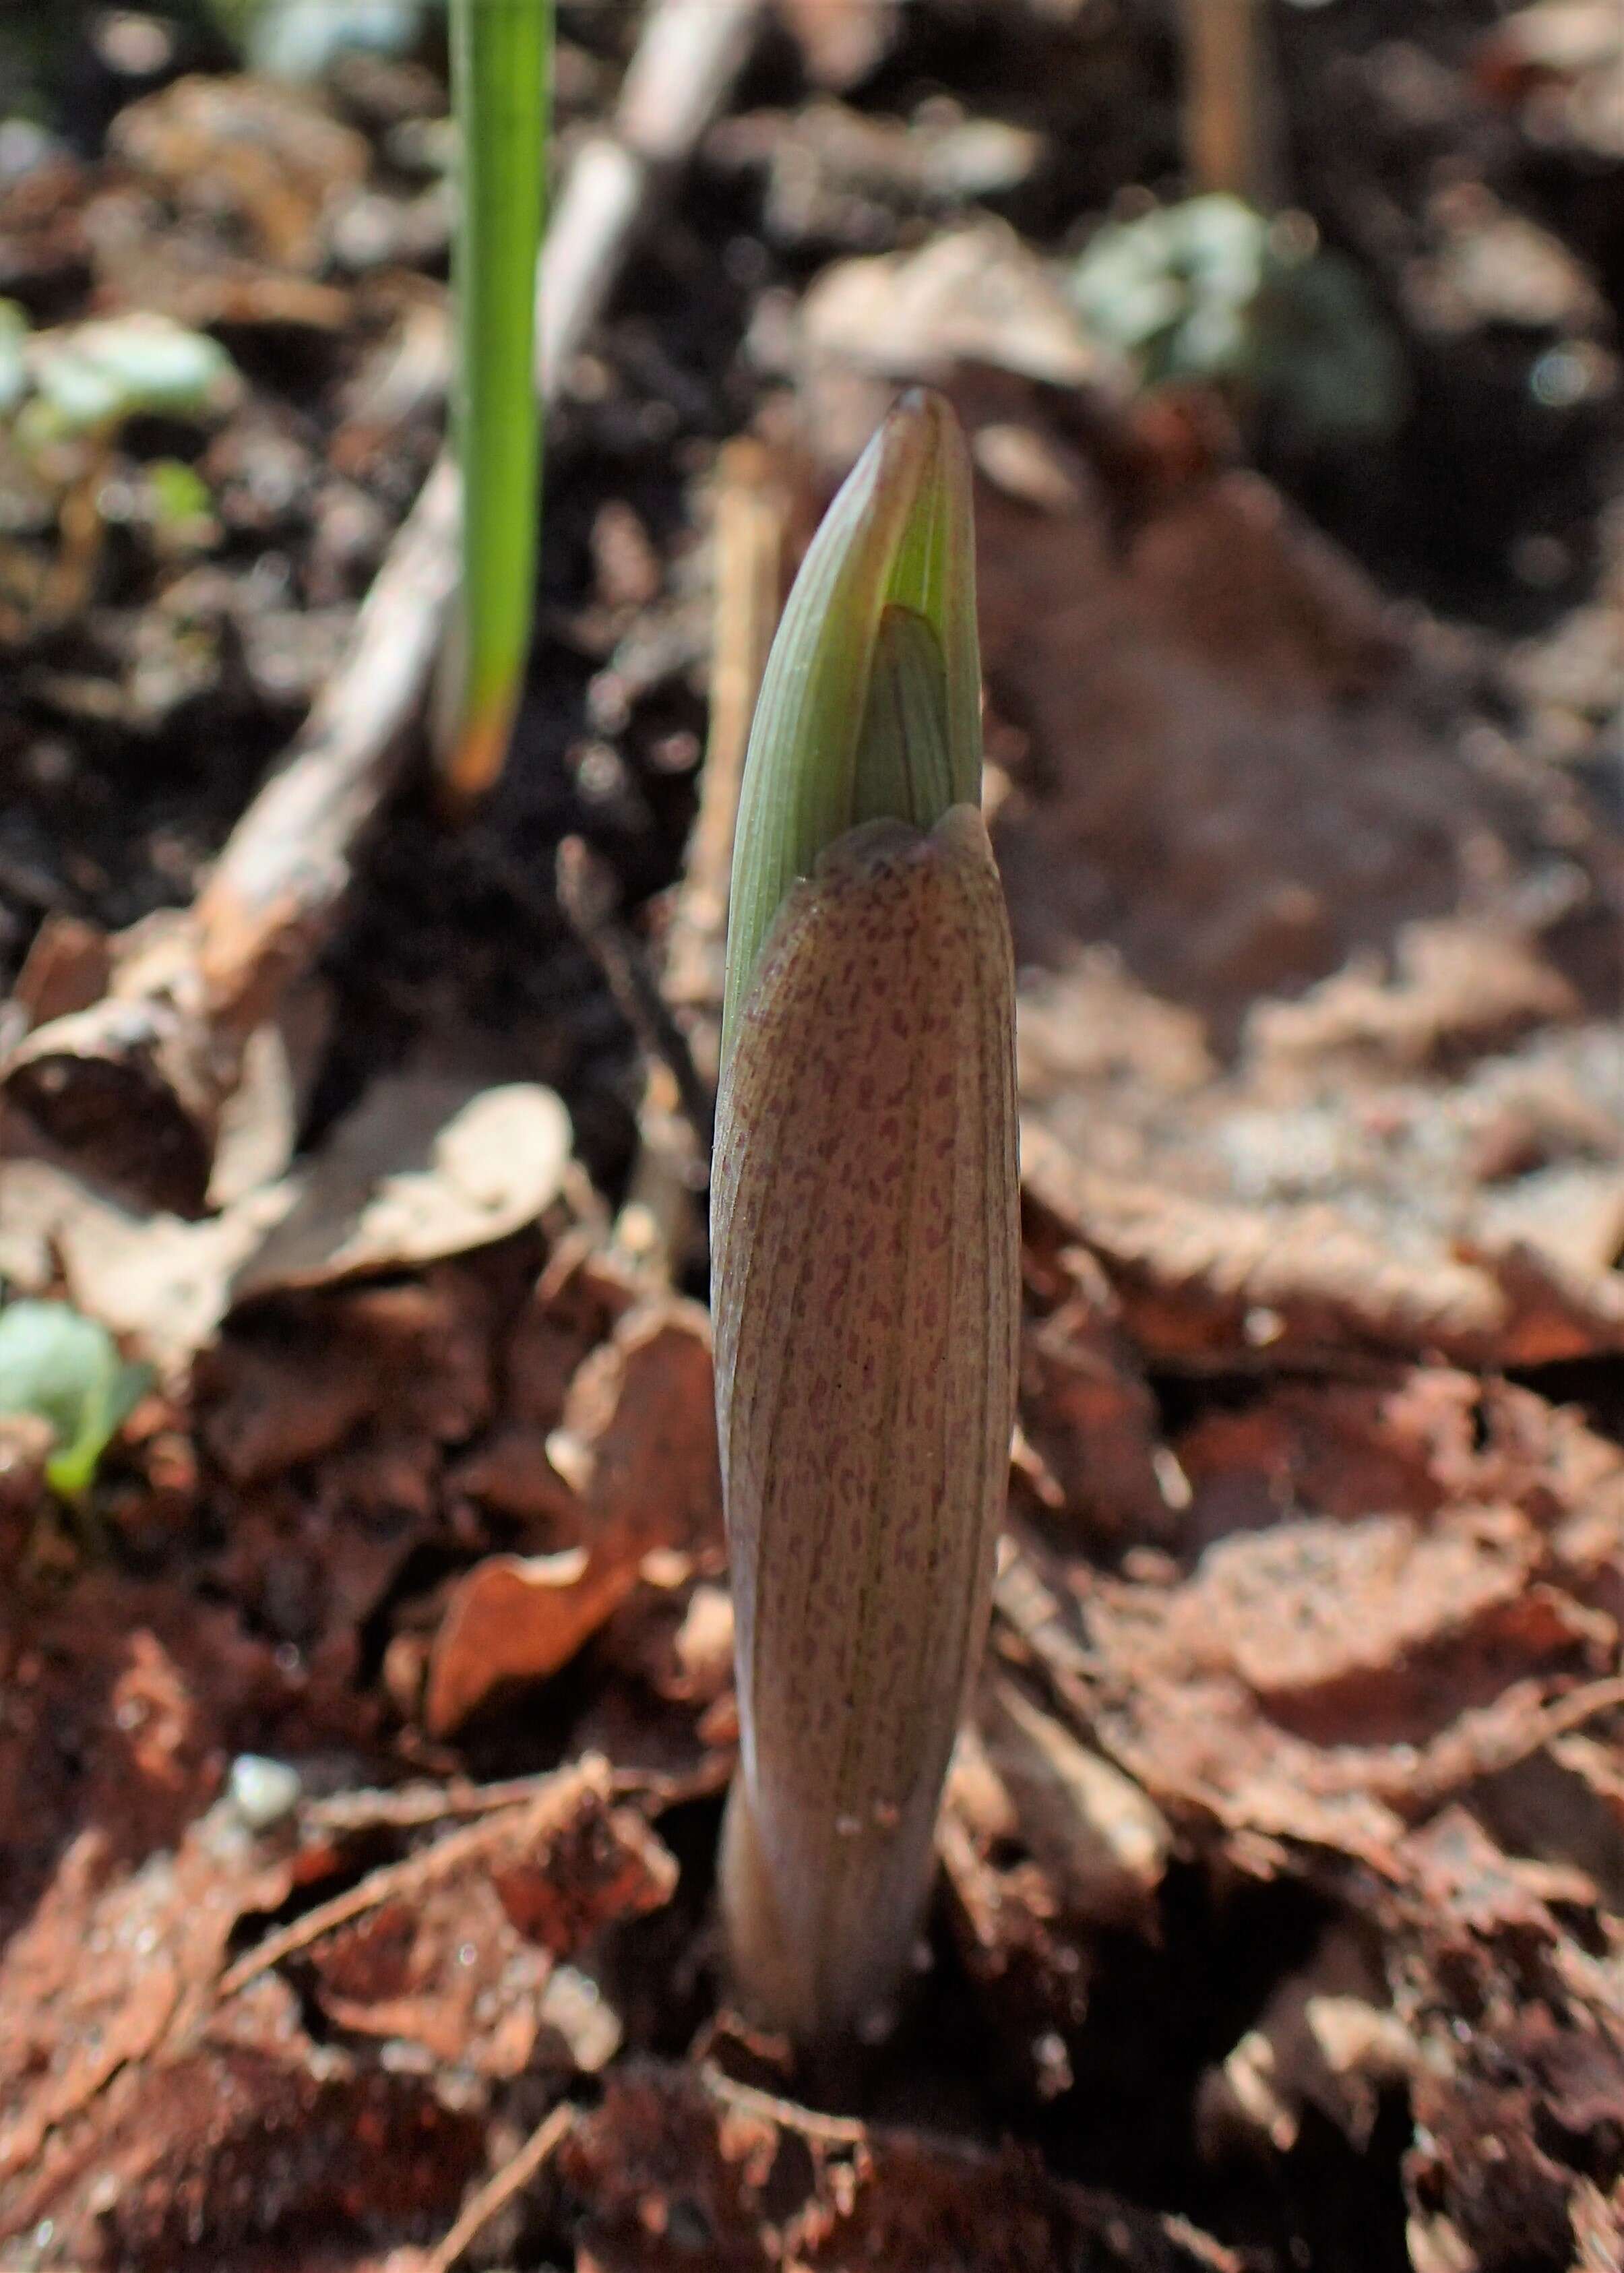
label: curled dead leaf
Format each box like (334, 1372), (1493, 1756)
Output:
(425, 1297), (722, 1735)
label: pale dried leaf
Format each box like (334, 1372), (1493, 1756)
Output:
(231, 1077), (572, 1299)
(980, 1675), (1170, 1929)
(799, 224), (1123, 394)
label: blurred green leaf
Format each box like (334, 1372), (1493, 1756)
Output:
(22, 313), (239, 441)
(147, 456), (216, 535)
(0, 1299), (152, 1498)
(0, 300), (28, 416)
(1071, 193), (1404, 446)
(1252, 245), (1406, 448)
(1073, 195), (1268, 380)
(243, 0), (425, 80)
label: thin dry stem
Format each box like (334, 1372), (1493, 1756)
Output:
(1179, 0), (1284, 208)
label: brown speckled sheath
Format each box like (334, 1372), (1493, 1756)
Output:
(711, 805), (1020, 2043)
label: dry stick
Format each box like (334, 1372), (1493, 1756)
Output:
(698, 2060), (1107, 2181)
(218, 1808), (506, 1998)
(218, 1816), (490, 1997)
(219, 1755), (611, 1998)
(611, 437), (790, 1271)
(1, 0), (766, 1218)
(305, 1754), (721, 1835)
(556, 834), (716, 1154)
(303, 1767), (578, 1834)
(663, 438), (792, 1092)
(420, 2100), (575, 2273)
(698, 2063), (869, 2148)
(1405, 1671), (1624, 1815)
(1177, 0), (1284, 210)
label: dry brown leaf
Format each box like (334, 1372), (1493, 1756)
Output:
(796, 228), (1122, 457)
(1101, 1507), (1592, 1712)
(423, 1550), (620, 1737)
(424, 1297), (721, 1735)
(1386, 1807), (1624, 2273)
(974, 434), (1588, 1026)
(202, 1260), (503, 1489)
(561, 2062), (1238, 2273)
(1023, 1119), (1506, 1365)
(1012, 1465), (1621, 1873)
(1248, 921), (1580, 1072)
(0, 1820), (298, 2186)
(109, 75), (369, 272)
(1150, 1512), (1590, 1739)
(5, 2026), (485, 2268)
(0, 1574), (367, 1951)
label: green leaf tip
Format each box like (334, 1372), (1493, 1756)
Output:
(721, 388), (982, 1057)
(0, 1299), (152, 1499)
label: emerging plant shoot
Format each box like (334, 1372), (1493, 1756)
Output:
(441, 0), (552, 801)
(712, 391), (1020, 2045)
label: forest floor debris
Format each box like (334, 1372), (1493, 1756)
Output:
(0, 2), (1621, 2268)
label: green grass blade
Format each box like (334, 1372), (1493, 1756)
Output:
(444, 0), (552, 801)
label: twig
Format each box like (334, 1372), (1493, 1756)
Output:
(301, 1753), (716, 1834)
(664, 437), (792, 1090)
(1526, 1674), (1624, 1745)
(219, 1809), (501, 1998)
(612, 437), (792, 1271)
(1, 0), (768, 1216)
(303, 1767), (571, 1834)
(557, 835), (716, 1154)
(1178, 0), (1284, 209)
(220, 1756), (610, 1997)
(699, 2062), (870, 2147)
(538, 0), (761, 395)
(1406, 1672), (1624, 1815)
(420, 2100), (574, 2273)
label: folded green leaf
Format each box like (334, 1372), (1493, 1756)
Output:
(722, 388), (980, 1059)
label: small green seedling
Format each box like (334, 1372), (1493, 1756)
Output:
(712, 391), (1020, 2046)
(0, 305), (239, 602)
(0, 1299), (152, 1499)
(11, 310), (239, 447)
(439, 0), (553, 801)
